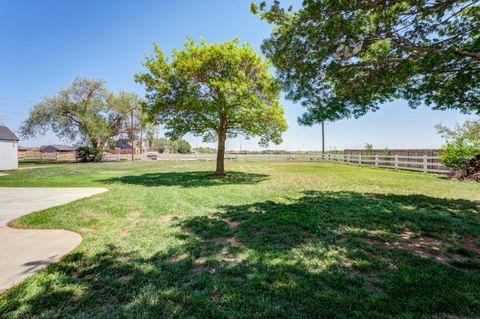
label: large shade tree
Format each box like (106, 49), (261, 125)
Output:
(253, 0), (480, 124)
(135, 38), (287, 175)
(20, 77), (142, 159)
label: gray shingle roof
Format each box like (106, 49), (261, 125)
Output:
(40, 144), (76, 151)
(0, 126), (19, 141)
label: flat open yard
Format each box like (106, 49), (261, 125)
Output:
(0, 161), (479, 318)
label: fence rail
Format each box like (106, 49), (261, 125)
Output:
(312, 154), (450, 174)
(17, 151), (451, 174)
(18, 151), (125, 162)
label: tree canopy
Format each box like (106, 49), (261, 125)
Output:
(253, 0), (480, 124)
(20, 77), (142, 157)
(135, 38), (287, 175)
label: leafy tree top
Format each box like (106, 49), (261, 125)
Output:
(436, 118), (480, 142)
(135, 38), (287, 147)
(254, 0), (480, 123)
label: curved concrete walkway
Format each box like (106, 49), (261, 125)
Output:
(0, 187), (107, 292)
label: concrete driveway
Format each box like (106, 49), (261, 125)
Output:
(0, 187), (107, 292)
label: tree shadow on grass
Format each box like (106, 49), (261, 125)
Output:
(1, 191), (480, 318)
(99, 171), (269, 188)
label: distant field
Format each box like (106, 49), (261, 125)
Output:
(0, 161), (479, 318)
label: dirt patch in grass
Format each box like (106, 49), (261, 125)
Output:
(362, 229), (478, 266)
(80, 210), (99, 222)
(222, 217), (244, 247)
(127, 211), (141, 225)
(158, 215), (173, 223)
(225, 236), (243, 247)
(223, 217), (240, 229)
(462, 236), (480, 255)
(168, 254), (189, 265)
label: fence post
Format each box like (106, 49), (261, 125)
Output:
(423, 155), (428, 173)
(346, 154), (350, 164)
(358, 154), (362, 165)
(395, 155), (398, 169)
(375, 154), (378, 167)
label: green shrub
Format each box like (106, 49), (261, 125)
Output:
(439, 139), (479, 170)
(170, 139), (191, 154)
(76, 146), (102, 162)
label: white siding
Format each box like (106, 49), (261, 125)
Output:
(0, 140), (18, 170)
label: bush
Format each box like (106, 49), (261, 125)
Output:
(170, 139), (191, 154)
(439, 139), (479, 171)
(76, 146), (102, 162)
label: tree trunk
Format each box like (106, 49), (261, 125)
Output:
(90, 140), (103, 162)
(215, 130), (226, 176)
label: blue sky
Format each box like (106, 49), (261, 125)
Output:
(0, 0), (474, 151)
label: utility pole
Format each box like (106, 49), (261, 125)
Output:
(130, 109), (134, 162)
(321, 121), (325, 159)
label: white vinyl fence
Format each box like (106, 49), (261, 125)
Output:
(17, 150), (451, 174)
(312, 153), (451, 174)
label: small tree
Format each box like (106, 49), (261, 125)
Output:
(437, 119), (480, 172)
(440, 139), (479, 171)
(136, 38), (287, 175)
(364, 143), (374, 155)
(151, 138), (171, 153)
(20, 77), (142, 160)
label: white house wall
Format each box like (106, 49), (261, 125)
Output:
(0, 140), (18, 170)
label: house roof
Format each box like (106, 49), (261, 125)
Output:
(40, 144), (76, 151)
(0, 126), (19, 141)
(116, 139), (133, 149)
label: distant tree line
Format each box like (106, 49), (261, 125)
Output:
(193, 147), (217, 154)
(148, 137), (192, 154)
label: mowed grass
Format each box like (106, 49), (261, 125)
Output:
(0, 161), (479, 318)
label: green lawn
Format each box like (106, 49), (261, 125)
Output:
(0, 161), (479, 318)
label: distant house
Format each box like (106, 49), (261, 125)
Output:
(40, 145), (76, 153)
(0, 126), (19, 170)
(116, 140), (133, 150)
(112, 139), (140, 154)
